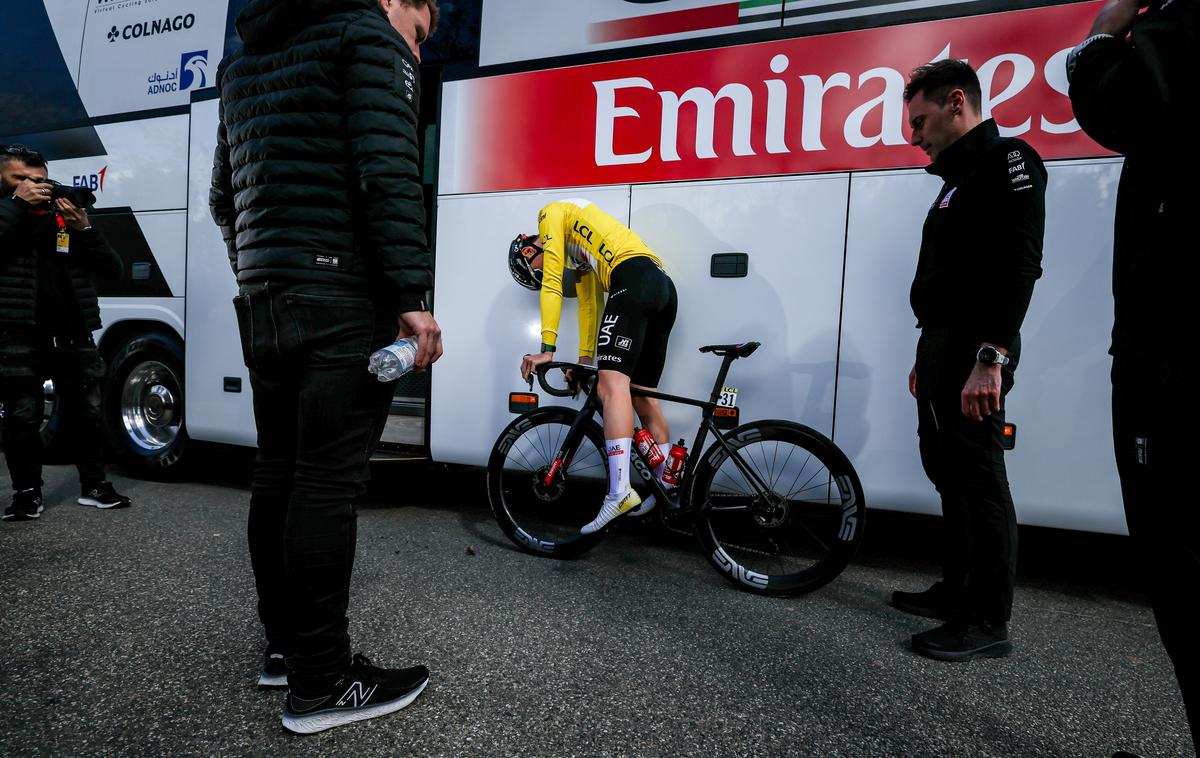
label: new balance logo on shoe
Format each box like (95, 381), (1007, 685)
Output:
(335, 681), (378, 708)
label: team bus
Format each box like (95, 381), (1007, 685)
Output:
(2, 0), (1124, 534)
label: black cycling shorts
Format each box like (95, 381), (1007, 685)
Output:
(595, 256), (677, 387)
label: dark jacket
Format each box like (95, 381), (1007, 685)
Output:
(1068, 0), (1198, 359)
(910, 119), (1046, 351)
(209, 0), (429, 312)
(0, 195), (122, 332)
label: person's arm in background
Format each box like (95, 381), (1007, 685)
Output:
(208, 62), (240, 278)
(0, 184), (32, 250)
(1067, 0), (1157, 154)
(341, 17), (442, 368)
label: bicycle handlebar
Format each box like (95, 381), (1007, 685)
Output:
(534, 362), (597, 398)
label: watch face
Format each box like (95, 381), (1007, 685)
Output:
(978, 347), (998, 363)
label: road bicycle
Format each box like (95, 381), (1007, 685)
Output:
(486, 342), (866, 595)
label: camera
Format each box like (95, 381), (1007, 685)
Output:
(31, 177), (96, 208)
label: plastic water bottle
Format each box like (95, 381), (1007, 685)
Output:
(368, 337), (418, 382)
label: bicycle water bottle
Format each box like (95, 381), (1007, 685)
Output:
(633, 428), (665, 467)
(367, 337), (418, 382)
(662, 440), (687, 486)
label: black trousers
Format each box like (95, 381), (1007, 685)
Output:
(234, 282), (396, 688)
(0, 332), (107, 492)
(1112, 356), (1198, 750)
(915, 328), (1018, 625)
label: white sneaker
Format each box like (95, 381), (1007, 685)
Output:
(580, 489), (642, 534)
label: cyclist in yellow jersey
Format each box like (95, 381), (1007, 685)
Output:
(509, 199), (678, 533)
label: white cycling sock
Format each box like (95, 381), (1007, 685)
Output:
(606, 438), (632, 496)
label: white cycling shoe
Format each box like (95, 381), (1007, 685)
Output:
(627, 493), (658, 517)
(580, 489), (642, 534)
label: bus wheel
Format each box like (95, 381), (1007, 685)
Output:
(105, 332), (188, 477)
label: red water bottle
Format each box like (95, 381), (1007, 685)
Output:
(662, 440), (687, 486)
(633, 428), (665, 467)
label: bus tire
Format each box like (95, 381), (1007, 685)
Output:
(104, 331), (189, 477)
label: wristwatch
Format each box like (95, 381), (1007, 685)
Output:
(976, 345), (1010, 366)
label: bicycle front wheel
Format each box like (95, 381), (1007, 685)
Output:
(487, 407), (609, 558)
(691, 420), (865, 596)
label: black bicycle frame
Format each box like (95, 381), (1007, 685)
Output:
(538, 352), (774, 514)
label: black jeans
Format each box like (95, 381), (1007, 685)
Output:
(1112, 356), (1198, 750)
(915, 328), (1019, 625)
(0, 331), (106, 492)
(234, 282), (396, 688)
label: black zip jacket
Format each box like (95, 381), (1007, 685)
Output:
(1067, 0), (1198, 359)
(909, 119), (1046, 350)
(0, 195), (122, 333)
(209, 0), (429, 312)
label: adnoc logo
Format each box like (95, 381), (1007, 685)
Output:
(179, 50), (208, 90)
(145, 50), (208, 95)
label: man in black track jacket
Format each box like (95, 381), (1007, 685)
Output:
(892, 60), (1046, 662)
(1069, 0), (1198, 749)
(209, 0), (443, 735)
(1, 144), (131, 522)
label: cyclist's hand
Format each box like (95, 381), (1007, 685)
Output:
(396, 310), (443, 371)
(961, 364), (1001, 422)
(520, 351), (553, 382)
(565, 355), (593, 393)
(908, 363), (918, 399)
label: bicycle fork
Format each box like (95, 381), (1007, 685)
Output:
(543, 396), (603, 487)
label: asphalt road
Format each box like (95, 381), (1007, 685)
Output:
(0, 447), (1193, 757)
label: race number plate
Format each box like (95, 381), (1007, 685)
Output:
(718, 386), (738, 408)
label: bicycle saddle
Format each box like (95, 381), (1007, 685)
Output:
(698, 342), (760, 358)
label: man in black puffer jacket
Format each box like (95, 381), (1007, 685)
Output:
(210, 0), (443, 735)
(1068, 0), (1198, 749)
(1, 144), (131, 522)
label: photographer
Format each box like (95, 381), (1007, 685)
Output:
(0, 144), (131, 521)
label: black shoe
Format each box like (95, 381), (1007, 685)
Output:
(3, 489), (43, 521)
(258, 652), (289, 690)
(282, 653), (429, 735)
(78, 482), (131, 510)
(891, 581), (955, 620)
(912, 620), (1011, 662)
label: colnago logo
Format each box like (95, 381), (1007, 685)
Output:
(107, 13), (195, 43)
(72, 166), (108, 192)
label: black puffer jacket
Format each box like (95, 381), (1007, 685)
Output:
(1068, 0), (1198, 359)
(0, 196), (122, 332)
(209, 0), (429, 312)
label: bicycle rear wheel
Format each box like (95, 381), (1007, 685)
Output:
(691, 420), (865, 596)
(487, 407), (609, 558)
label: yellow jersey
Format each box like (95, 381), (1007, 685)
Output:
(537, 199), (660, 357)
